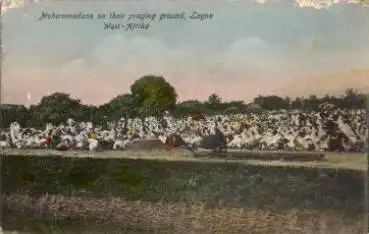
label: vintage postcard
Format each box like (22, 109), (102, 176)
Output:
(1, 0), (368, 233)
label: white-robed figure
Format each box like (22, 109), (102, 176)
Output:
(9, 122), (22, 148)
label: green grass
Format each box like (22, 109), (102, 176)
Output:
(1, 152), (366, 233)
(2, 154), (365, 209)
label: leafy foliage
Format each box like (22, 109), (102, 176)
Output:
(130, 75), (178, 118)
(32, 93), (82, 125)
(107, 94), (136, 120)
(0, 71), (367, 128)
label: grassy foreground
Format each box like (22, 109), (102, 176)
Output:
(1, 152), (367, 233)
(2, 195), (365, 234)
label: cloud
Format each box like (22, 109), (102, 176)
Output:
(220, 37), (293, 80)
(37, 34), (199, 104)
(228, 36), (269, 51)
(5, 30), (366, 105)
(60, 58), (86, 77)
(90, 33), (194, 79)
(84, 34), (291, 102)
(2, 0), (368, 105)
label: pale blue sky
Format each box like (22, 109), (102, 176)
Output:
(2, 0), (369, 105)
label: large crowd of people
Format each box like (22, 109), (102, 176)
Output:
(0, 106), (367, 153)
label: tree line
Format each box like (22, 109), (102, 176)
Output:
(0, 75), (367, 128)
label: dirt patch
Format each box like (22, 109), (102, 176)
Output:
(1, 149), (366, 171)
(1, 148), (196, 159)
(126, 139), (166, 151)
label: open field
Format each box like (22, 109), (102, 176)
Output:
(1, 150), (367, 233)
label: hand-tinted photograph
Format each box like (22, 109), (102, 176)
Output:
(1, 0), (368, 233)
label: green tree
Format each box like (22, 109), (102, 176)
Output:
(291, 97), (303, 109)
(253, 95), (287, 110)
(107, 94), (135, 119)
(130, 75), (177, 118)
(206, 93), (222, 114)
(174, 100), (203, 117)
(224, 100), (247, 114)
(343, 88), (362, 109)
(106, 94), (136, 133)
(207, 93), (221, 106)
(284, 97), (291, 109)
(0, 104), (30, 128)
(33, 92), (82, 125)
(76, 104), (95, 122)
(306, 95), (319, 110)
